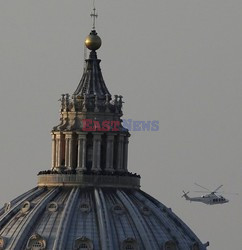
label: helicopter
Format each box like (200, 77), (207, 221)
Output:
(182, 183), (237, 205)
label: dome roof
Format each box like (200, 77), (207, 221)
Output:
(0, 186), (206, 250)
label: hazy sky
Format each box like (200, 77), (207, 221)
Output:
(0, 1), (242, 249)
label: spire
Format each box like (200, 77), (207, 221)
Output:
(74, 6), (110, 99)
(74, 51), (111, 99)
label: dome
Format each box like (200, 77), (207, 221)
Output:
(0, 6), (208, 250)
(0, 186), (206, 250)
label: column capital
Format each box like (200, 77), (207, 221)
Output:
(63, 132), (74, 138)
(106, 132), (117, 136)
(76, 132), (88, 138)
(55, 133), (63, 139)
(118, 134), (125, 142)
(119, 133), (127, 137)
(92, 133), (103, 140)
(76, 132), (88, 135)
(53, 131), (63, 135)
(92, 132), (103, 136)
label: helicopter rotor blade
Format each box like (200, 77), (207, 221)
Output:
(213, 185), (223, 193)
(216, 191), (239, 195)
(194, 190), (239, 195)
(194, 183), (210, 192)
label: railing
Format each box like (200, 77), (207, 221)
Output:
(38, 174), (140, 189)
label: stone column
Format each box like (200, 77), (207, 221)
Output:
(123, 136), (129, 171)
(64, 135), (69, 168)
(56, 133), (63, 167)
(51, 133), (56, 169)
(68, 134), (74, 169)
(55, 136), (59, 168)
(76, 133), (87, 172)
(117, 134), (124, 171)
(105, 134), (115, 171)
(64, 132), (74, 169)
(92, 133), (102, 171)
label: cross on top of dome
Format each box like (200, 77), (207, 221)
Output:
(90, 7), (98, 30)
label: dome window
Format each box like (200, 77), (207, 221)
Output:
(122, 238), (138, 250)
(80, 203), (91, 213)
(164, 240), (177, 250)
(26, 233), (46, 250)
(112, 204), (124, 215)
(4, 202), (11, 213)
(125, 245), (135, 250)
(191, 242), (200, 250)
(32, 241), (42, 249)
(21, 201), (31, 213)
(47, 202), (58, 212)
(0, 236), (7, 249)
(80, 243), (88, 249)
(74, 236), (93, 250)
(141, 205), (151, 215)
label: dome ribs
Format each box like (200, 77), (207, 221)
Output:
(0, 187), (207, 249)
(0, 188), (45, 237)
(94, 188), (110, 250)
(135, 191), (206, 249)
(105, 191), (128, 248)
(117, 190), (157, 249)
(98, 189), (115, 249)
(7, 188), (59, 250)
(0, 187), (39, 218)
(52, 187), (80, 250)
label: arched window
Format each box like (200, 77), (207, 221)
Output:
(141, 206), (151, 215)
(0, 236), (6, 249)
(125, 244), (135, 250)
(112, 204), (125, 215)
(32, 241), (43, 249)
(79, 242), (88, 249)
(26, 233), (46, 250)
(21, 201), (31, 213)
(122, 238), (138, 250)
(191, 242), (200, 250)
(80, 203), (91, 213)
(164, 240), (177, 250)
(4, 202), (11, 213)
(74, 236), (93, 250)
(47, 202), (58, 212)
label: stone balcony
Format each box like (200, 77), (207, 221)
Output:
(37, 173), (140, 189)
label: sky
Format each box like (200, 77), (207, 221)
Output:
(0, 1), (242, 249)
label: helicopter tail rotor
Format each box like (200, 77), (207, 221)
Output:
(182, 191), (190, 198)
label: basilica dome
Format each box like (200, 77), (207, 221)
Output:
(0, 186), (207, 250)
(0, 7), (208, 250)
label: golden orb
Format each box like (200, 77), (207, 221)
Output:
(85, 31), (102, 51)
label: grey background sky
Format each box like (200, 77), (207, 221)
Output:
(0, 1), (242, 249)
